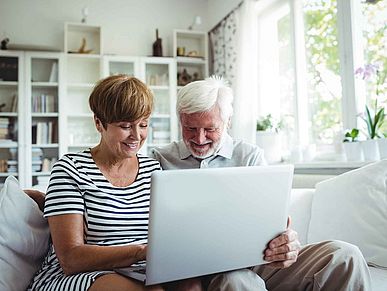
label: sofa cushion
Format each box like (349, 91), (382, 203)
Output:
(307, 160), (387, 269)
(0, 176), (49, 291)
(370, 266), (387, 291)
(289, 188), (314, 245)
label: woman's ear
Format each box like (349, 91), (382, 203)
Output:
(94, 116), (103, 132)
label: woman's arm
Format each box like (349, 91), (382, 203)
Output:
(49, 214), (146, 275)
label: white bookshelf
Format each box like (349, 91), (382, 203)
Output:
(64, 22), (102, 56)
(63, 23), (103, 154)
(0, 51), (25, 186)
(173, 29), (209, 87)
(139, 57), (177, 155)
(0, 35), (182, 187)
(102, 56), (177, 156)
(102, 55), (140, 77)
(25, 51), (64, 187)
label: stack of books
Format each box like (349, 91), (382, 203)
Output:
(32, 94), (56, 113)
(32, 121), (57, 144)
(0, 118), (10, 140)
(32, 148), (43, 172)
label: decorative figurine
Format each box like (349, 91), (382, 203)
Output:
(178, 69), (192, 86)
(77, 38), (93, 54)
(152, 29), (163, 57)
(1, 38), (9, 50)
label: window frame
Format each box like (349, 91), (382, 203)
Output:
(256, 0), (367, 152)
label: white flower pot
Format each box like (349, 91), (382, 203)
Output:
(377, 138), (387, 159)
(343, 142), (364, 162)
(256, 131), (282, 164)
(361, 139), (380, 161)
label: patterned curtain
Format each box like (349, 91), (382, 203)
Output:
(209, 0), (258, 144)
(208, 9), (239, 86)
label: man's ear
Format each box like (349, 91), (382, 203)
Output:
(227, 117), (232, 129)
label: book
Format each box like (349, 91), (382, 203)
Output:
(10, 94), (17, 112)
(48, 62), (58, 83)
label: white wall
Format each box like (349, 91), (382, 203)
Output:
(206, 0), (241, 30)
(0, 0), (210, 56)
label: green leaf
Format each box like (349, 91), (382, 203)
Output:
(365, 106), (375, 138)
(375, 108), (385, 130)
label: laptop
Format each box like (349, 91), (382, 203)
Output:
(115, 164), (294, 285)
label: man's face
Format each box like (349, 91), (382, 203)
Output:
(180, 106), (226, 159)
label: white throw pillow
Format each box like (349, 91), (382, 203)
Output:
(0, 176), (49, 291)
(307, 160), (387, 269)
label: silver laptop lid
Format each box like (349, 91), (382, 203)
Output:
(146, 165), (294, 285)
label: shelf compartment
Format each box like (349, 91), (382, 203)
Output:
(65, 22), (102, 55)
(31, 58), (59, 83)
(66, 56), (101, 84)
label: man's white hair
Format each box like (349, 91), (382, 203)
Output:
(176, 75), (234, 122)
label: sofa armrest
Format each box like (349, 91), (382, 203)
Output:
(289, 188), (315, 245)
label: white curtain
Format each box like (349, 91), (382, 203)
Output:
(209, 0), (258, 144)
(231, 0), (258, 144)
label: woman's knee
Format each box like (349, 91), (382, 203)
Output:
(89, 273), (164, 291)
(165, 277), (203, 291)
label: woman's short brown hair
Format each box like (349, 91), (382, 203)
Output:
(89, 75), (154, 127)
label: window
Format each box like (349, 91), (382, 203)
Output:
(256, 0), (387, 160)
(303, 0), (342, 146)
(257, 1), (295, 155)
(361, 0), (387, 134)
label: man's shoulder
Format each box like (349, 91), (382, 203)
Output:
(229, 139), (266, 166)
(150, 141), (190, 170)
(232, 139), (262, 153)
(151, 141), (180, 157)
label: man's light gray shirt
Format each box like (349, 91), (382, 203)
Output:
(151, 133), (266, 169)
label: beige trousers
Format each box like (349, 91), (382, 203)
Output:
(207, 240), (372, 291)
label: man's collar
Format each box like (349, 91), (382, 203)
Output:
(178, 140), (192, 159)
(216, 133), (233, 159)
(177, 133), (233, 160)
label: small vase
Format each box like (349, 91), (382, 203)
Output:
(256, 131), (282, 164)
(377, 138), (387, 159)
(361, 139), (380, 161)
(343, 142), (364, 162)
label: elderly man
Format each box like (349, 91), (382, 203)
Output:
(151, 76), (371, 291)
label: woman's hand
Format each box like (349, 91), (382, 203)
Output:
(135, 244), (147, 261)
(49, 214), (145, 275)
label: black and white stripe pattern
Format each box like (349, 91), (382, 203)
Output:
(28, 150), (161, 290)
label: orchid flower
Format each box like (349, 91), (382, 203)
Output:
(355, 63), (385, 139)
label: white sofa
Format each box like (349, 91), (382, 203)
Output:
(1, 159), (387, 291)
(289, 188), (387, 291)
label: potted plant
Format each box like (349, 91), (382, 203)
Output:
(342, 128), (364, 161)
(255, 114), (283, 163)
(379, 133), (387, 159)
(355, 63), (385, 161)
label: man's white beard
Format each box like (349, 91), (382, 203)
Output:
(187, 129), (227, 160)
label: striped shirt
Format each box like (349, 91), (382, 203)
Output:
(28, 150), (161, 291)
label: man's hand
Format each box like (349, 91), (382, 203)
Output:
(264, 216), (301, 269)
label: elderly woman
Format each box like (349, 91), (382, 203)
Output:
(28, 75), (200, 291)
